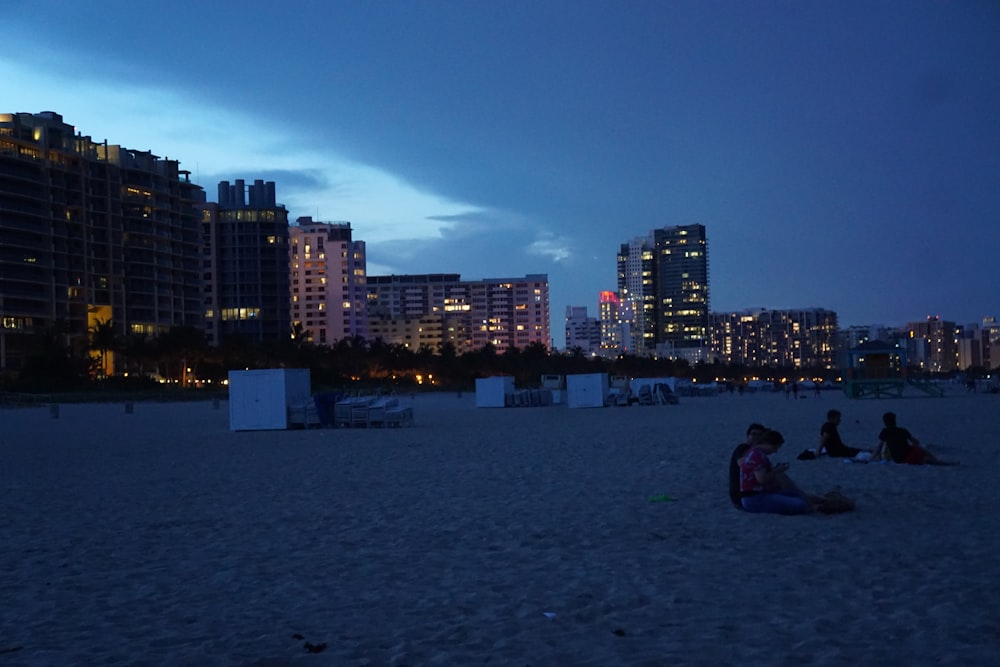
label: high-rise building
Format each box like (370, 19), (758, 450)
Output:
(1, 111), (203, 373)
(288, 217), (367, 346)
(905, 316), (958, 373)
(710, 308), (839, 369)
(652, 224), (709, 352)
(202, 179), (289, 345)
(598, 290), (622, 356)
(616, 236), (656, 354)
(367, 273), (550, 352)
(564, 305), (601, 355)
(367, 313), (468, 353)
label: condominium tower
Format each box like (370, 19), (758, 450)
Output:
(709, 307), (839, 368)
(616, 236), (656, 354)
(202, 179), (290, 345)
(652, 224), (709, 352)
(367, 273), (550, 352)
(0, 111), (203, 373)
(288, 217), (368, 345)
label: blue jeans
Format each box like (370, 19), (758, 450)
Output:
(741, 490), (810, 515)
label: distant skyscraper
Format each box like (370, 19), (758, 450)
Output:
(202, 179), (290, 345)
(906, 316), (959, 373)
(598, 290), (622, 355)
(616, 236), (656, 355)
(367, 273), (550, 351)
(288, 217), (367, 346)
(564, 305), (601, 354)
(0, 111), (204, 373)
(652, 224), (709, 352)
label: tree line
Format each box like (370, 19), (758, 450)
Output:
(2, 320), (861, 395)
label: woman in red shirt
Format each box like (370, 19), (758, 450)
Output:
(739, 430), (855, 514)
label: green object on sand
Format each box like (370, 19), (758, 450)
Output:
(648, 494), (676, 502)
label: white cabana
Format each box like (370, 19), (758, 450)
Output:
(566, 373), (609, 408)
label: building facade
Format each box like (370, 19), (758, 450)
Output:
(1, 111), (203, 373)
(564, 305), (601, 355)
(202, 179), (290, 345)
(367, 273), (550, 352)
(616, 236), (656, 354)
(652, 224), (709, 351)
(709, 307), (839, 369)
(905, 316), (958, 373)
(367, 313), (469, 353)
(288, 217), (367, 346)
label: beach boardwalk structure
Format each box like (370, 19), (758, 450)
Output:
(566, 372), (609, 408)
(843, 341), (905, 398)
(475, 376), (515, 408)
(842, 340), (945, 398)
(228, 368), (312, 430)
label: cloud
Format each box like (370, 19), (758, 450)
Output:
(0, 49), (482, 245)
(527, 233), (573, 262)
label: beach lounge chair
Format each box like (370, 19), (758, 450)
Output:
(366, 403), (387, 427)
(350, 403), (370, 428)
(385, 405), (414, 427)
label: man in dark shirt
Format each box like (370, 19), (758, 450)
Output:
(875, 412), (957, 465)
(819, 409), (864, 458)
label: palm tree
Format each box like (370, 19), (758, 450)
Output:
(89, 318), (118, 378)
(155, 326), (208, 385)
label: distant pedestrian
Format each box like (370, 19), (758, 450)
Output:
(813, 382), (821, 397)
(792, 382), (799, 399)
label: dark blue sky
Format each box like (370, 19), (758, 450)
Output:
(5, 1), (999, 345)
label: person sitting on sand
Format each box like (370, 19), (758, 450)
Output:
(873, 412), (957, 465)
(739, 429), (855, 515)
(728, 422), (766, 508)
(819, 409), (866, 458)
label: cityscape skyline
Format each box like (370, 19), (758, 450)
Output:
(4, 1), (999, 344)
(0, 105), (994, 375)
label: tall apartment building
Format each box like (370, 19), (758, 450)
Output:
(202, 179), (289, 345)
(652, 224), (709, 352)
(616, 236), (656, 354)
(367, 313), (469, 352)
(1, 111), (203, 372)
(905, 316), (958, 373)
(288, 217), (367, 346)
(367, 273), (550, 352)
(564, 305), (601, 355)
(709, 308), (839, 369)
(598, 290), (622, 356)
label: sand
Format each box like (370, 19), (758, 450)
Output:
(1, 389), (998, 666)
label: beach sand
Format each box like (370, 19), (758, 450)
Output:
(2, 390), (998, 666)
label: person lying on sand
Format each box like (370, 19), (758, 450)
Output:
(739, 429), (855, 515)
(873, 412), (958, 466)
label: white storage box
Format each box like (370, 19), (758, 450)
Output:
(566, 373), (609, 408)
(228, 368), (312, 430)
(475, 376), (514, 408)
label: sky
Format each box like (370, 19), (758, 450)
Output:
(3, 0), (999, 347)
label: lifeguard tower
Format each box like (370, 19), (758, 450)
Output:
(842, 340), (943, 398)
